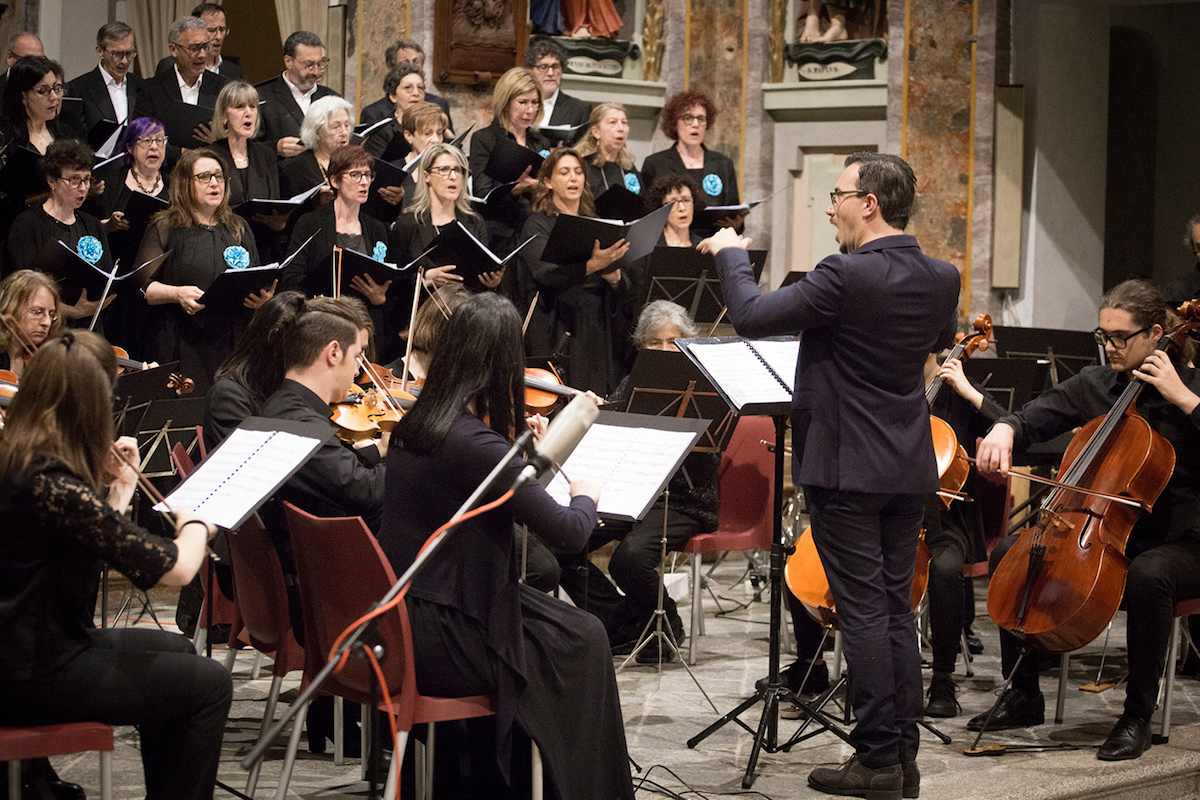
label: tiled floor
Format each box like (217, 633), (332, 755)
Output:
(51, 563), (1200, 799)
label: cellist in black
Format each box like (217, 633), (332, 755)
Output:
(973, 279), (1200, 761)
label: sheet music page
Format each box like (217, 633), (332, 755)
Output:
(749, 339), (799, 393)
(688, 341), (792, 408)
(545, 425), (698, 518)
(156, 428), (321, 529)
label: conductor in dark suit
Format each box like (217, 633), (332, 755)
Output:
(709, 153), (960, 800)
(256, 31), (338, 159)
(154, 3), (243, 82)
(133, 16), (227, 156)
(63, 23), (142, 140)
(524, 39), (590, 146)
(357, 39), (454, 134)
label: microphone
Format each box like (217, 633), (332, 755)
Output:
(518, 393), (598, 484)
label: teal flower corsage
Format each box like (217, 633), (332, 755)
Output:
(76, 236), (103, 265)
(223, 245), (250, 269)
(624, 173), (641, 194)
(372, 241), (387, 262)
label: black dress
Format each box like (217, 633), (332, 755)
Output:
(0, 456), (231, 800)
(279, 150), (327, 199)
(468, 119), (552, 252)
(517, 211), (631, 396)
(377, 412), (634, 800)
(640, 145), (739, 238)
(211, 137), (284, 264)
(585, 156), (646, 215)
(136, 217), (260, 392)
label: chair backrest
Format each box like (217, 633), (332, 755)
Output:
(224, 513), (302, 669)
(283, 503), (418, 721)
(171, 442), (239, 622)
(716, 416), (776, 547)
(171, 442), (195, 478)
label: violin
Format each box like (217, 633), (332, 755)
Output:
(523, 367), (582, 416)
(330, 384), (402, 442)
(356, 360), (419, 405)
(785, 525), (932, 627)
(928, 314), (993, 509)
(986, 302), (1200, 653)
(113, 345), (148, 374)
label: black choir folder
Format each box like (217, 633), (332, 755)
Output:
(593, 184), (648, 223)
(676, 336), (799, 416)
(483, 136), (545, 184)
(165, 100), (216, 150)
(198, 231), (319, 312)
(334, 246), (408, 299)
(30, 241), (169, 303)
(110, 190), (170, 256)
(156, 417), (332, 531)
(541, 410), (709, 522)
(408, 221), (535, 289)
(540, 202), (673, 267)
(234, 184), (323, 218)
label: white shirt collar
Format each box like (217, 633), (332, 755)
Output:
(100, 64), (125, 87)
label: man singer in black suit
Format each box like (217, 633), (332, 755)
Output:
(155, 3), (243, 82)
(63, 23), (142, 140)
(256, 30), (339, 158)
(708, 153), (960, 800)
(133, 16), (228, 155)
(524, 38), (590, 146)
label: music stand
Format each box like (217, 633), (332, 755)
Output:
(676, 336), (853, 789)
(131, 396), (208, 478)
(992, 326), (1103, 387)
(623, 349), (735, 453)
(644, 249), (768, 325)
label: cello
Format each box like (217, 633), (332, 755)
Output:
(928, 314), (993, 508)
(986, 302), (1200, 653)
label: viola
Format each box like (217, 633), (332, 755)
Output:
(0, 369), (17, 420)
(330, 384), (402, 443)
(112, 345), (147, 374)
(928, 314), (993, 509)
(785, 525), (932, 627)
(986, 302), (1200, 653)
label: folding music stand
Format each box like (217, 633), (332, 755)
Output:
(623, 349), (735, 453)
(992, 326), (1103, 387)
(131, 397), (208, 478)
(644, 249), (768, 325)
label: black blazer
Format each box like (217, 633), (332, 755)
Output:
(716, 237), (960, 494)
(63, 67), (143, 135)
(545, 91), (591, 145)
(209, 138), (280, 207)
(132, 68), (228, 158)
(255, 76), (339, 153)
(281, 201), (389, 294)
(155, 56), (243, 82)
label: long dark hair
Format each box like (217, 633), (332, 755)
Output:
(0, 330), (118, 491)
(395, 292), (525, 454)
(214, 290), (308, 401)
(2, 56), (64, 133)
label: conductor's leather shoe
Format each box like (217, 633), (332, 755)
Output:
(966, 687), (1044, 731)
(1097, 713), (1151, 761)
(808, 756), (903, 800)
(901, 762), (919, 799)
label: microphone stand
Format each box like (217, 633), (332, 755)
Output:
(241, 430), (536, 773)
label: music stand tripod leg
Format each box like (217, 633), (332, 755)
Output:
(967, 646), (1032, 752)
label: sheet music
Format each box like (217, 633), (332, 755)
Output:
(749, 339), (799, 393)
(688, 341), (792, 409)
(545, 424), (699, 518)
(156, 428), (321, 529)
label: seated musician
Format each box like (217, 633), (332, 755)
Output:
(260, 295), (386, 537)
(5, 139), (114, 325)
(0, 269), (62, 378)
(377, 291), (635, 799)
(0, 330), (229, 800)
(921, 349), (1004, 718)
(972, 279), (1200, 761)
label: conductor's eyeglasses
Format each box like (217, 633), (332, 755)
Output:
(830, 189), (865, 206)
(1092, 326), (1151, 349)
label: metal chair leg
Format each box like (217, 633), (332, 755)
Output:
(333, 695), (344, 766)
(688, 552), (702, 665)
(246, 674), (284, 797)
(99, 751), (112, 800)
(960, 631), (974, 678)
(224, 645), (238, 672)
(1056, 653), (1069, 724)
(1160, 617), (1182, 741)
(382, 730), (410, 800)
(9, 761), (21, 800)
(532, 741), (544, 800)
(273, 700), (309, 800)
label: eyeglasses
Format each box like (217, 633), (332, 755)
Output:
(829, 188), (865, 206)
(103, 48), (137, 61)
(192, 171), (226, 184)
(30, 83), (65, 96)
(1092, 326), (1152, 349)
(666, 196), (693, 207)
(680, 114), (708, 126)
(57, 175), (92, 189)
(135, 135), (167, 148)
(172, 42), (209, 56)
(344, 170), (374, 183)
(24, 307), (58, 322)
(427, 165), (467, 177)
(295, 58), (330, 71)
(532, 62), (563, 74)
(206, 26), (230, 35)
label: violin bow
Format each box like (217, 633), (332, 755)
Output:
(110, 443), (179, 526)
(357, 356), (402, 417)
(401, 268), (424, 394)
(0, 312), (38, 363)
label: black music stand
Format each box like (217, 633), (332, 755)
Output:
(992, 326), (1103, 387)
(623, 349), (735, 453)
(644, 249), (768, 325)
(131, 396), (208, 478)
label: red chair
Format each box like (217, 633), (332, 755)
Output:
(222, 512), (306, 797)
(1157, 597), (1200, 742)
(680, 416), (777, 664)
(0, 723), (113, 799)
(170, 443), (240, 656)
(280, 503), (504, 800)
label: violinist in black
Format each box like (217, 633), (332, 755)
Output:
(972, 279), (1200, 761)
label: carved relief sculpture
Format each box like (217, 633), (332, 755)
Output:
(434, 0), (531, 84)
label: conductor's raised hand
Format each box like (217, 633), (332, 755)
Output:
(698, 226), (752, 255)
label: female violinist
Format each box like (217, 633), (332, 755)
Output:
(972, 279), (1200, 761)
(377, 291), (634, 799)
(0, 330), (229, 800)
(136, 148), (266, 392)
(517, 148), (631, 395)
(4, 139), (114, 325)
(0, 269), (62, 377)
